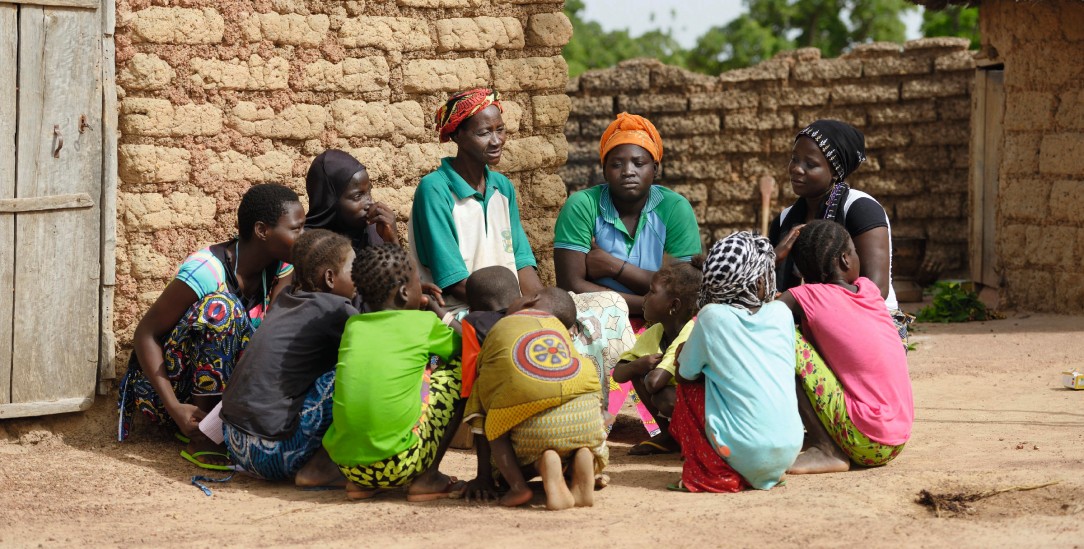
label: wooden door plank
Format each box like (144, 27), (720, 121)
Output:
(10, 5), (102, 407)
(981, 70), (1004, 287)
(0, 4), (17, 405)
(99, 19), (119, 392)
(0, 192), (94, 213)
(969, 70), (987, 285)
(3, 0), (98, 9)
(0, 396), (93, 419)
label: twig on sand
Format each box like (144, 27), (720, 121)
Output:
(255, 506), (318, 522)
(916, 481), (1060, 518)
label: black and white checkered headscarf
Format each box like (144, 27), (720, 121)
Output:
(698, 231), (777, 311)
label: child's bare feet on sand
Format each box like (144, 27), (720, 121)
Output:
(295, 447), (346, 488)
(345, 480), (392, 501)
(594, 473), (610, 491)
(569, 448), (595, 507)
(539, 450), (575, 511)
(787, 444), (851, 475)
(406, 470), (466, 502)
(182, 433), (231, 468)
(499, 483), (534, 507)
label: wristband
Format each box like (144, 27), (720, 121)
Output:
(441, 311), (456, 326)
(615, 260), (628, 278)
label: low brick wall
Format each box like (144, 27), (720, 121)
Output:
(562, 39), (975, 281)
(113, 0), (573, 372)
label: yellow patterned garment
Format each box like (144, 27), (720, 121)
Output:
(618, 319), (696, 383)
(465, 310), (601, 441)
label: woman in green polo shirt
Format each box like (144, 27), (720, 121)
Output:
(409, 88), (543, 315)
(554, 113), (702, 323)
(554, 113), (703, 454)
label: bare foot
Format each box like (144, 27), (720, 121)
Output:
(406, 471), (465, 502)
(594, 473), (610, 491)
(538, 450), (575, 511)
(295, 447), (346, 489)
(499, 484), (534, 507)
(569, 448), (595, 507)
(184, 433), (230, 467)
(787, 445), (851, 475)
(345, 480), (390, 501)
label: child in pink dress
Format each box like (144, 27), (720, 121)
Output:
(778, 220), (913, 474)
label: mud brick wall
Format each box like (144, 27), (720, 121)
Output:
(562, 39), (974, 281)
(112, 0), (573, 372)
(981, 0), (1084, 313)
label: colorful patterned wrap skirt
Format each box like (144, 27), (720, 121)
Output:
(117, 292), (253, 441)
(795, 331), (906, 466)
(668, 381), (751, 493)
(338, 356), (462, 489)
(508, 394), (609, 473)
(569, 291), (636, 414)
(224, 370), (335, 480)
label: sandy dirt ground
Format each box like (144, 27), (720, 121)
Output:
(2, 313), (1084, 548)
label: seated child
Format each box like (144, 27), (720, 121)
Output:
(612, 259), (703, 456)
(464, 288), (607, 510)
(459, 265), (523, 398)
(322, 243), (466, 501)
(219, 229), (357, 486)
(778, 220), (913, 474)
(669, 231), (804, 493)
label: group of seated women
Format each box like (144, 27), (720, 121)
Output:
(116, 87), (913, 506)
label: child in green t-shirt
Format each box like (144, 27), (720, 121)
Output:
(322, 243), (466, 502)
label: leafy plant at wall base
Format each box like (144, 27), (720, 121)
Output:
(915, 281), (991, 323)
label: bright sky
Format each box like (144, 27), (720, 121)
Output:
(581, 0), (926, 49)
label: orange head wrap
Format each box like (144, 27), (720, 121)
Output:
(598, 112), (663, 164)
(435, 88), (503, 143)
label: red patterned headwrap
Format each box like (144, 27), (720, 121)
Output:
(435, 88), (503, 143)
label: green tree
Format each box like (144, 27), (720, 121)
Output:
(687, 16), (794, 74)
(685, 0), (914, 75)
(920, 5), (980, 49)
(563, 0), (687, 77)
(563, 0), (977, 77)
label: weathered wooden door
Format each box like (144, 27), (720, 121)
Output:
(970, 67), (1004, 289)
(1, 0), (103, 418)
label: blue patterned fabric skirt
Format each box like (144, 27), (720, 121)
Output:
(224, 370), (336, 480)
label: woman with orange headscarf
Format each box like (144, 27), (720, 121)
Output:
(554, 113), (702, 453)
(554, 112), (702, 319)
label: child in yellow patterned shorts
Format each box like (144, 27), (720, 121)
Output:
(462, 288), (608, 510)
(322, 243), (467, 502)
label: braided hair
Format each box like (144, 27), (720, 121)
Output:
(237, 183), (300, 240)
(698, 232), (776, 311)
(791, 219), (851, 284)
(352, 243), (415, 308)
(655, 257), (704, 313)
(292, 229), (352, 292)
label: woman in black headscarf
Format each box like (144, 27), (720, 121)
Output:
(306, 150), (448, 310)
(769, 119), (909, 341)
(305, 150), (397, 252)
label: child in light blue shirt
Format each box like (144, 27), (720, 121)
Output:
(670, 231), (803, 492)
